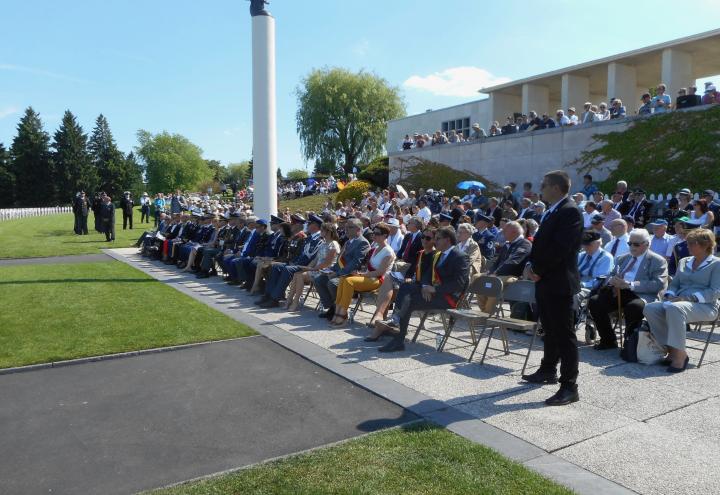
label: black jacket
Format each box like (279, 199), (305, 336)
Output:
(491, 237), (532, 277)
(432, 247), (470, 305)
(529, 197), (583, 295)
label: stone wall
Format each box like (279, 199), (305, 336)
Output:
(389, 118), (631, 189)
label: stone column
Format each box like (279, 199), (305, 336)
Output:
(489, 92), (521, 125)
(607, 62), (637, 109)
(251, 13), (278, 219)
(661, 48), (694, 98)
(521, 83), (549, 116)
(561, 74), (590, 111)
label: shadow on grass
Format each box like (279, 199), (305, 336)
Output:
(0, 278), (155, 285)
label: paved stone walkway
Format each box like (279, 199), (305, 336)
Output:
(108, 248), (720, 495)
(0, 253), (111, 265)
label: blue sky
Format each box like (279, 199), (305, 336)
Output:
(1, 0), (718, 173)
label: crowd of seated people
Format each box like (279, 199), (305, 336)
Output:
(399, 81), (720, 150)
(135, 175), (720, 371)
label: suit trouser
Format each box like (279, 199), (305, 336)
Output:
(313, 273), (340, 309)
(644, 301), (718, 351)
(266, 264), (304, 301)
(395, 284), (452, 338)
(335, 276), (382, 311)
(588, 287), (644, 344)
(123, 212), (133, 229)
(141, 206), (150, 223)
(200, 248), (221, 271)
(73, 213), (81, 234)
(78, 215), (88, 234)
(102, 221), (115, 241)
(536, 289), (578, 387)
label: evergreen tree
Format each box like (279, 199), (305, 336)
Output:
(10, 107), (53, 206)
(0, 142), (15, 207)
(52, 110), (96, 202)
(123, 151), (144, 195)
(89, 114), (125, 198)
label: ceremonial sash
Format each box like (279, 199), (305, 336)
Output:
(432, 251), (458, 308)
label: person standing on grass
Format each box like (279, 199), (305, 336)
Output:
(120, 191), (134, 230)
(75, 191), (91, 235)
(100, 195), (116, 242)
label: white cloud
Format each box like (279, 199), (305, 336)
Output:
(0, 106), (18, 120)
(0, 64), (90, 84)
(352, 39), (370, 57)
(403, 66), (512, 98)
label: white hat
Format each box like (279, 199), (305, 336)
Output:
(386, 218), (400, 227)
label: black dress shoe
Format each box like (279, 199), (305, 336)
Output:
(196, 272), (210, 279)
(255, 296), (270, 306)
(260, 299), (279, 308)
(319, 307), (335, 319)
(545, 387), (579, 406)
(378, 337), (405, 353)
(521, 369), (558, 384)
(593, 341), (618, 351)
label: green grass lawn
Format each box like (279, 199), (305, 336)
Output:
(0, 196), (335, 259)
(0, 261), (256, 368)
(150, 423), (573, 495)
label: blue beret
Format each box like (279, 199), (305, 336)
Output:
(439, 213), (453, 222)
(270, 214), (284, 224)
(255, 219), (268, 226)
(308, 214), (323, 226)
(475, 213), (493, 223)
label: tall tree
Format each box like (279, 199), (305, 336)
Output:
(123, 151), (144, 194)
(89, 114), (125, 198)
(226, 161), (251, 186)
(0, 142), (15, 207)
(136, 130), (212, 193)
(52, 110), (96, 201)
(10, 107), (53, 206)
(205, 159), (227, 183)
(296, 68), (406, 173)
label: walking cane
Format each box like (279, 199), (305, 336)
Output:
(616, 285), (624, 347)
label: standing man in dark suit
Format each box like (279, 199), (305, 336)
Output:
(99, 195), (116, 242)
(523, 170), (584, 406)
(120, 191), (134, 230)
(377, 226), (470, 352)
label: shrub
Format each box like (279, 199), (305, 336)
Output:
(336, 179), (372, 204)
(286, 168), (310, 181)
(393, 156), (500, 197)
(570, 105), (720, 193)
(358, 156), (389, 188)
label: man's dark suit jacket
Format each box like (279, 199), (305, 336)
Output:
(398, 231), (423, 274)
(433, 247), (470, 306)
(491, 237), (532, 277)
(529, 197), (583, 295)
(486, 206), (503, 227)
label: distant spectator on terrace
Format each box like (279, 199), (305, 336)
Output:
(702, 82), (718, 105)
(447, 129), (461, 143)
(651, 83), (671, 113)
(469, 123), (487, 140)
(567, 107), (579, 125)
(638, 93), (653, 116)
(581, 102), (593, 124)
(518, 114), (531, 132)
(488, 121), (502, 136)
(580, 174), (599, 198)
(556, 109), (571, 127)
(414, 133), (426, 148)
(597, 102), (610, 120)
(501, 117), (518, 135)
(610, 98), (626, 119)
(401, 134), (414, 150)
(526, 111), (543, 131)
(675, 88), (691, 110)
(542, 113), (557, 128)
(685, 86), (702, 108)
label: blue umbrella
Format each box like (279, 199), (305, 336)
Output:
(456, 180), (486, 190)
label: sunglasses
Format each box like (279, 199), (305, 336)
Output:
(627, 242), (645, 247)
(423, 235), (434, 241)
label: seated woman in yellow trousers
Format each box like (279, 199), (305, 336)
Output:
(329, 223), (396, 326)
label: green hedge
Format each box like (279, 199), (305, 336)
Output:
(336, 180), (372, 204)
(358, 156), (389, 188)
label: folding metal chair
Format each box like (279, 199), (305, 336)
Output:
(440, 276), (504, 357)
(483, 280), (539, 374)
(687, 311), (720, 367)
(349, 289), (379, 323)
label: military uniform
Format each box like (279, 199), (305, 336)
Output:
(99, 200), (115, 241)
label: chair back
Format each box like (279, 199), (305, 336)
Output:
(502, 280), (535, 304)
(468, 275), (504, 298)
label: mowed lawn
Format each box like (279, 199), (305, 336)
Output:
(0, 261), (256, 368)
(0, 194), (334, 259)
(150, 423), (574, 495)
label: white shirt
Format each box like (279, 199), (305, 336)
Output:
(605, 233), (630, 259)
(368, 245), (394, 274)
(417, 207), (431, 222)
(387, 231), (404, 253)
(582, 210), (596, 228)
(620, 252), (646, 285)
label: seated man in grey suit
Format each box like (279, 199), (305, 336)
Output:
(313, 218), (371, 320)
(588, 228), (668, 350)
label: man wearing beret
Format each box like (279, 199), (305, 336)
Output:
(625, 188), (652, 228)
(472, 213), (498, 263)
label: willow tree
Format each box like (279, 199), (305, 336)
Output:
(296, 68), (405, 173)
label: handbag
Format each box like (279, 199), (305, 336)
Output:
(636, 322), (666, 364)
(620, 326), (639, 362)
